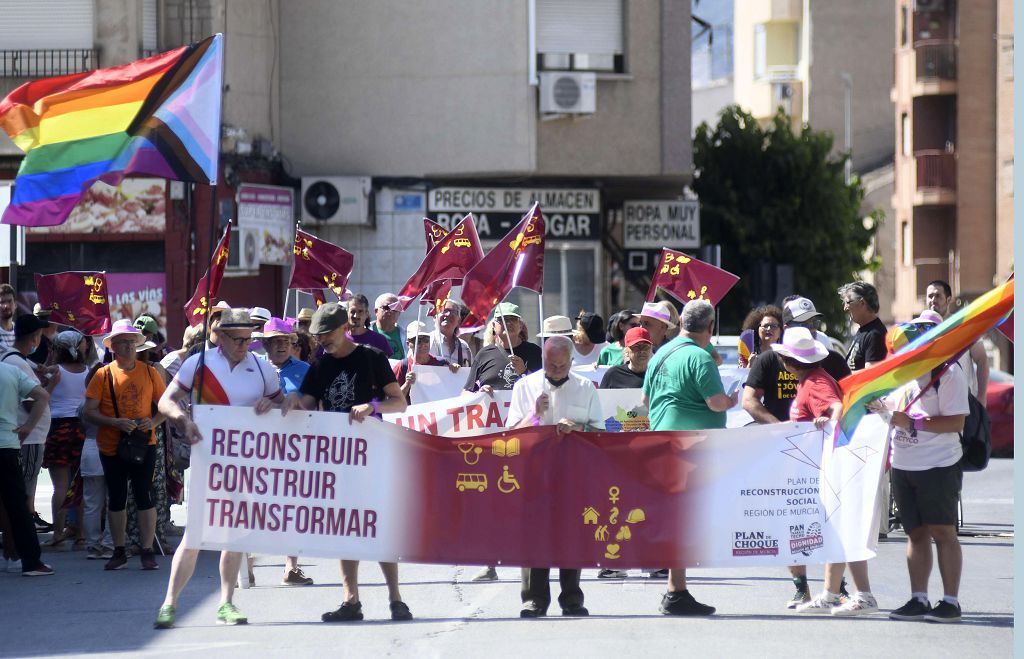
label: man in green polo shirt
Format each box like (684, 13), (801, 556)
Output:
(370, 293), (405, 360)
(642, 299), (737, 616)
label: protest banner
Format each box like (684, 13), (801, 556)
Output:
(186, 406), (887, 568)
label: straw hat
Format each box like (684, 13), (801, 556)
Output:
(537, 315), (574, 338)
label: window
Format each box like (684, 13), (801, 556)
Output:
(536, 0), (625, 73)
(901, 113), (911, 156)
(900, 6), (908, 46)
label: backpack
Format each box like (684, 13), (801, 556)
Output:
(929, 365), (992, 472)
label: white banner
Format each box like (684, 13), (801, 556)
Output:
(185, 406), (887, 568)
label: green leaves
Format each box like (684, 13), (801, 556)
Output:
(693, 106), (881, 333)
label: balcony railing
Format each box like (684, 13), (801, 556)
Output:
(915, 40), (957, 81)
(0, 49), (98, 78)
(916, 150), (956, 192)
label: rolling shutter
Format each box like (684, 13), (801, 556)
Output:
(536, 0), (623, 55)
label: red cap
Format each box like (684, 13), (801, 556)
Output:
(624, 326), (653, 347)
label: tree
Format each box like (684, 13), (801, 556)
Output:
(693, 105), (881, 334)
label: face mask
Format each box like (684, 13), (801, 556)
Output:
(546, 375), (570, 388)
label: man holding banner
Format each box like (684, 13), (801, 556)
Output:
(507, 335), (603, 618)
(643, 299), (736, 616)
(285, 302), (413, 622)
(462, 303), (541, 394)
(154, 309), (285, 629)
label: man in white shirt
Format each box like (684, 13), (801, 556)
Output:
(2, 314), (53, 530)
(507, 335), (603, 618)
(880, 325), (970, 624)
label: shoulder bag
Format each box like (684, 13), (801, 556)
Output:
(109, 365), (152, 465)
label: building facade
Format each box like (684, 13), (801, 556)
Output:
(891, 0), (1012, 323)
(1, 0), (693, 340)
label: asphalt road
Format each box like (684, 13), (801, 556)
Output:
(2, 460), (1013, 658)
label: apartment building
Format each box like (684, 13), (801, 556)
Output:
(891, 0), (1012, 321)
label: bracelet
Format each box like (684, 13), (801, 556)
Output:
(370, 399), (381, 415)
(912, 417), (925, 432)
(530, 413), (542, 426)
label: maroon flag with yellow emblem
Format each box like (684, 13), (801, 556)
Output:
(423, 218), (448, 252)
(34, 271), (111, 335)
(288, 229), (355, 301)
(425, 279), (454, 317)
(396, 214), (484, 310)
(184, 223), (231, 327)
(459, 203), (546, 331)
(646, 248), (739, 306)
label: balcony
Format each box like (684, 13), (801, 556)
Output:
(914, 150), (956, 205)
(913, 40), (957, 96)
(0, 49), (98, 78)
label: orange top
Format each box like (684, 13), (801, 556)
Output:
(85, 362), (166, 456)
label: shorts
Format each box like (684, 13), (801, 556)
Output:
(892, 463), (962, 533)
(43, 418), (86, 469)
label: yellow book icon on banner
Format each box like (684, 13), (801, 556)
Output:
(492, 437), (520, 457)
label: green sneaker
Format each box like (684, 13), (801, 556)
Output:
(216, 602), (248, 625)
(154, 605), (176, 629)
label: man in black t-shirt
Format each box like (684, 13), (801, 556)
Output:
(462, 303), (542, 393)
(285, 302), (412, 624)
(838, 281), (887, 372)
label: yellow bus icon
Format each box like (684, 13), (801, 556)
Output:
(456, 473), (488, 492)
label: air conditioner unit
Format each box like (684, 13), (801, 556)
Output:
(773, 82), (795, 114)
(227, 226), (261, 272)
(300, 176), (372, 225)
(539, 71), (596, 114)
(914, 0), (945, 11)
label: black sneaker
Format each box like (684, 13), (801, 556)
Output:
(282, 568), (314, 585)
(598, 568), (628, 579)
(786, 587), (811, 609)
(889, 597), (931, 621)
(659, 591), (716, 616)
(519, 601), (547, 618)
(390, 600), (413, 621)
(839, 578), (850, 599)
(322, 601), (363, 622)
(140, 550), (158, 570)
(561, 605), (589, 617)
(104, 548), (128, 571)
(924, 600), (962, 623)
(33, 512), (53, 533)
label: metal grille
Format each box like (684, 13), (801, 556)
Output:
(0, 49), (98, 78)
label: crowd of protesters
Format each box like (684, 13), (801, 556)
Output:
(0, 277), (981, 626)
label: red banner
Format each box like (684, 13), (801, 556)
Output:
(288, 229), (355, 300)
(460, 204), (546, 331)
(35, 271), (111, 335)
(184, 223), (232, 327)
(646, 248), (739, 306)
(423, 218), (448, 252)
(397, 214), (483, 310)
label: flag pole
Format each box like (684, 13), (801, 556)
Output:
(537, 291), (545, 371)
(410, 296), (424, 376)
(284, 288), (292, 320)
(196, 186), (221, 405)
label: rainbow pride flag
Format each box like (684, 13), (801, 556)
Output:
(0, 34), (222, 227)
(835, 279), (1014, 446)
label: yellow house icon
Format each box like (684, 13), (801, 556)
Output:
(582, 507), (600, 525)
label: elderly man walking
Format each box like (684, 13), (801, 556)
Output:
(153, 309), (285, 628)
(507, 335), (603, 618)
(370, 293), (405, 359)
(643, 299), (736, 616)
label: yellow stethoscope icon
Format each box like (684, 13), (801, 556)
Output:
(497, 465), (520, 493)
(458, 443), (482, 465)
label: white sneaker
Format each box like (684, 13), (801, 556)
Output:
(471, 566), (498, 581)
(795, 593), (840, 614)
(6, 559), (22, 572)
(832, 592), (879, 616)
